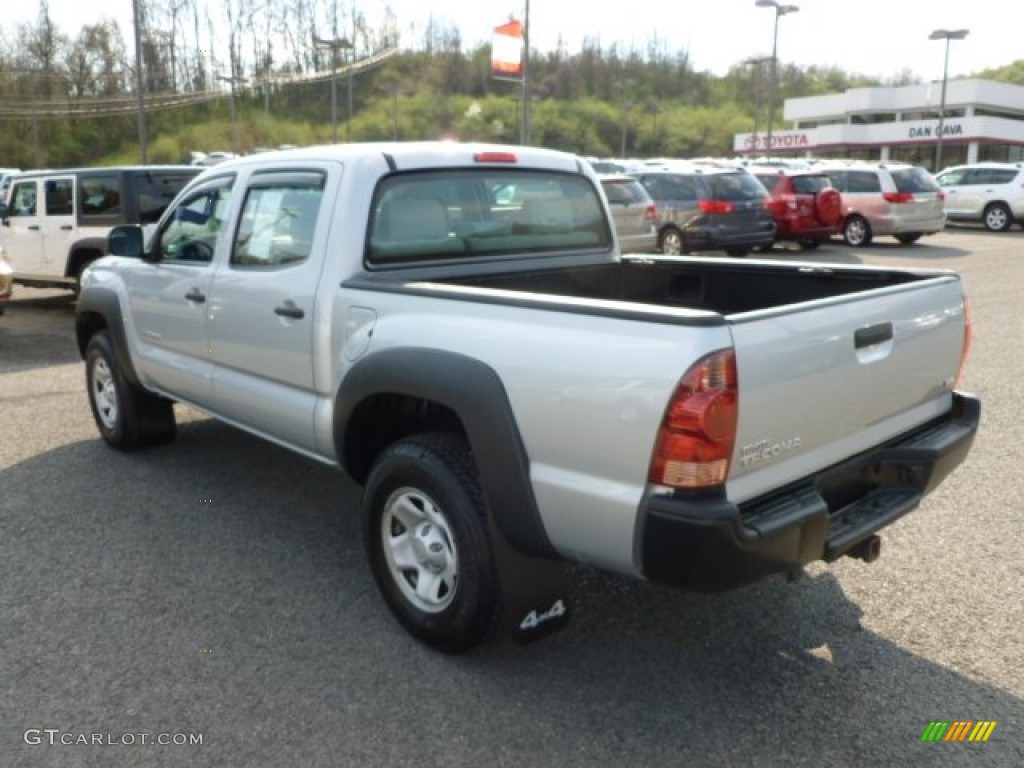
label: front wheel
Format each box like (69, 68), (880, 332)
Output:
(843, 215), (873, 246)
(895, 233), (922, 244)
(724, 247), (749, 257)
(798, 239), (823, 250)
(363, 433), (502, 653)
(86, 331), (176, 450)
(983, 202), (1012, 232)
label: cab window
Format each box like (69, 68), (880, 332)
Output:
(232, 173), (325, 268)
(157, 179), (234, 264)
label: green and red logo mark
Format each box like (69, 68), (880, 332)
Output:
(921, 721), (996, 742)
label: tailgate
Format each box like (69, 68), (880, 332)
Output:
(725, 274), (967, 503)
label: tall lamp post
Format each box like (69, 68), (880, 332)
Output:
(216, 74), (247, 153)
(131, 0), (148, 163)
(755, 0), (799, 155)
(929, 28), (969, 172)
(314, 35), (354, 143)
(744, 55), (773, 153)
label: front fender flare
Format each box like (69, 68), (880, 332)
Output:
(75, 287), (141, 387)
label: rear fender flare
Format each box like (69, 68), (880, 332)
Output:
(334, 348), (556, 559)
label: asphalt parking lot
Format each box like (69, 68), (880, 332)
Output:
(1, 227), (1021, 767)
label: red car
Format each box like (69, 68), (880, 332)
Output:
(752, 170), (842, 250)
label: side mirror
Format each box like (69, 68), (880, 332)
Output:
(108, 224), (145, 259)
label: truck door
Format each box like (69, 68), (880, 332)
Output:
(40, 176), (77, 275)
(206, 169), (328, 452)
(123, 176), (236, 402)
(3, 179), (44, 278)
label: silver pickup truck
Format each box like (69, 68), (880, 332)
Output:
(75, 142), (979, 652)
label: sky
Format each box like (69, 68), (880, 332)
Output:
(7, 0), (1009, 83)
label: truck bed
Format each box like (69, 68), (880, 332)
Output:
(433, 256), (929, 318)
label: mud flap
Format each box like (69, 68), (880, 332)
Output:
(489, 523), (572, 644)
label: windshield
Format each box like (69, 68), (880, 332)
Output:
(368, 170), (612, 265)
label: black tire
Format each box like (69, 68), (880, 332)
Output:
(982, 202), (1012, 232)
(843, 214), (872, 246)
(85, 331), (176, 451)
(658, 227), (685, 255)
(798, 239), (823, 250)
(895, 233), (922, 244)
(363, 433), (502, 653)
(725, 247), (749, 257)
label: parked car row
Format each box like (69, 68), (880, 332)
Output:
(596, 155), (1024, 254)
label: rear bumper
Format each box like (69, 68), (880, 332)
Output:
(638, 392), (980, 591)
(869, 212), (946, 237)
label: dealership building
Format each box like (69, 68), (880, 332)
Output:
(733, 79), (1024, 171)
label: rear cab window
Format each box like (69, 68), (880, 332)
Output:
(367, 170), (611, 266)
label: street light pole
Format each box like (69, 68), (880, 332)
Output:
(744, 56), (772, 153)
(216, 74), (247, 153)
(314, 35), (353, 143)
(929, 28), (969, 173)
(755, 0), (799, 156)
(131, 0), (148, 163)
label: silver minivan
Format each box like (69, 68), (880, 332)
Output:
(822, 163), (945, 246)
(598, 174), (659, 253)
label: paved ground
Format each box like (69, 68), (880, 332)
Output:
(1, 228), (1021, 767)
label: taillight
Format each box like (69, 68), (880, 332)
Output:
(883, 192), (914, 203)
(644, 204), (659, 224)
(648, 348), (738, 490)
(955, 298), (972, 389)
(698, 199), (734, 215)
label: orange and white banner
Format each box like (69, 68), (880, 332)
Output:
(492, 19), (524, 78)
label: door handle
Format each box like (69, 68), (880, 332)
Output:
(274, 304), (305, 319)
(61, 224), (73, 231)
(854, 322), (893, 349)
(184, 289), (206, 303)
(28, 225), (40, 231)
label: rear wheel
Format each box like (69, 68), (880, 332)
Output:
(895, 233), (921, 244)
(725, 247), (749, 257)
(982, 202), (1012, 232)
(363, 433), (502, 653)
(842, 215), (872, 246)
(85, 331), (176, 450)
(798, 239), (823, 251)
(658, 228), (684, 255)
